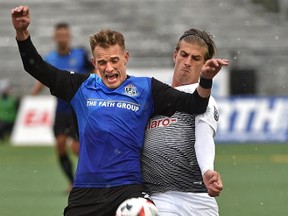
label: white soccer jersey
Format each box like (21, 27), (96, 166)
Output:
(176, 84), (218, 134)
(142, 83), (219, 194)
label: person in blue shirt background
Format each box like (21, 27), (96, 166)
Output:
(30, 22), (94, 192)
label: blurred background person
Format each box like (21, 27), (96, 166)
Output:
(31, 22), (94, 192)
(0, 79), (19, 141)
(142, 28), (224, 215)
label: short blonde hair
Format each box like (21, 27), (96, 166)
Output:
(90, 29), (126, 52)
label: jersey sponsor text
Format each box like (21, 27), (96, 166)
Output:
(146, 117), (177, 130)
(86, 99), (140, 112)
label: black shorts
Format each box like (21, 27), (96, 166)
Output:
(64, 184), (150, 216)
(53, 112), (78, 140)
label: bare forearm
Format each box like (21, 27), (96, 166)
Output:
(31, 81), (44, 95)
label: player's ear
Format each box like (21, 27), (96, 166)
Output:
(173, 49), (177, 64)
(91, 57), (96, 67)
(124, 51), (129, 65)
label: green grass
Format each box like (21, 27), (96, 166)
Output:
(1, 141), (288, 216)
(215, 143), (288, 216)
(0, 141), (73, 216)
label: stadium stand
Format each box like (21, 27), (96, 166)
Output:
(1, 0), (288, 96)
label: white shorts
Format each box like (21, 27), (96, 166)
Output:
(152, 191), (219, 216)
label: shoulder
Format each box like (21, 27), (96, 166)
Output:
(71, 47), (89, 56)
(199, 94), (218, 119)
(175, 83), (218, 108)
(127, 75), (151, 84)
(196, 94), (219, 132)
(175, 83), (198, 93)
(85, 73), (99, 83)
(122, 76), (153, 96)
(44, 50), (58, 60)
(208, 95), (218, 109)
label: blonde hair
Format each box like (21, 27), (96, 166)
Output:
(90, 29), (125, 52)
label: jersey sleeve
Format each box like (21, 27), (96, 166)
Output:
(17, 36), (90, 101)
(176, 84), (217, 175)
(195, 121), (215, 175)
(151, 78), (209, 116)
(195, 96), (219, 135)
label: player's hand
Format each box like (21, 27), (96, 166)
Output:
(11, 5), (30, 40)
(200, 58), (229, 80)
(203, 170), (223, 197)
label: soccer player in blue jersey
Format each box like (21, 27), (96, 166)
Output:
(11, 6), (228, 216)
(30, 22), (94, 192)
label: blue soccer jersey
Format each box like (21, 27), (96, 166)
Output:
(70, 74), (153, 187)
(17, 36), (210, 188)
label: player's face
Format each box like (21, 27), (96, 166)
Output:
(172, 41), (207, 87)
(54, 27), (71, 51)
(92, 44), (129, 89)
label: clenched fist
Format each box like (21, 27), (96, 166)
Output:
(203, 170), (223, 197)
(11, 5), (30, 40)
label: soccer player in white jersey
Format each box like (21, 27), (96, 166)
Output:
(142, 28), (225, 216)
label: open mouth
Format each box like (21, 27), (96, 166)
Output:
(105, 74), (119, 82)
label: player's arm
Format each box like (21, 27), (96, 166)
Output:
(17, 36), (89, 100)
(151, 59), (228, 116)
(12, 6), (89, 101)
(197, 58), (229, 98)
(195, 121), (223, 197)
(151, 77), (210, 116)
(203, 169), (223, 197)
(195, 121), (215, 176)
(195, 102), (223, 197)
(30, 81), (44, 95)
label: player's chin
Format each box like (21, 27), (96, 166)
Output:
(103, 79), (121, 89)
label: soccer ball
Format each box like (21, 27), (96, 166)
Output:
(115, 197), (159, 216)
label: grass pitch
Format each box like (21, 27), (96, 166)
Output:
(0, 141), (288, 216)
(216, 143), (288, 216)
(0, 142), (69, 216)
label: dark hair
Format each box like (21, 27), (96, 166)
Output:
(176, 28), (216, 60)
(89, 29), (125, 52)
(54, 22), (70, 30)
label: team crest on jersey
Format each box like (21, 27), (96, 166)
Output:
(124, 84), (138, 96)
(214, 106), (219, 121)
